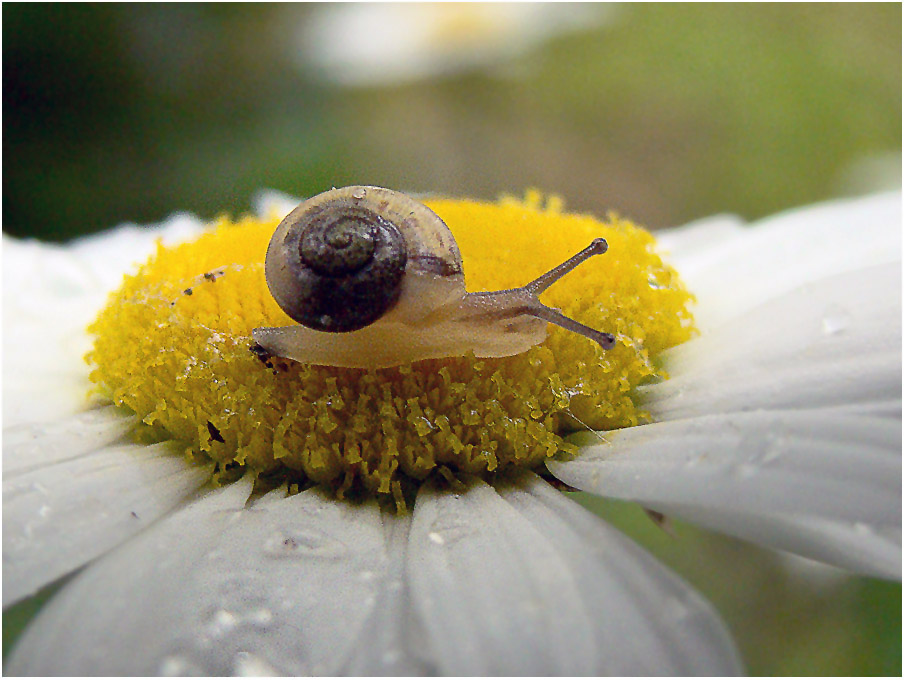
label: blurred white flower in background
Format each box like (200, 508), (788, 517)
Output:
(297, 2), (614, 86)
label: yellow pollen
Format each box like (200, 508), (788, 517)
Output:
(87, 191), (695, 504)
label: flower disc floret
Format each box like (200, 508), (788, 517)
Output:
(87, 191), (695, 503)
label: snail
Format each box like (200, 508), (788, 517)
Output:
(252, 186), (615, 368)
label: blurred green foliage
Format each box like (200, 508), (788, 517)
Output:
(3, 3), (901, 676)
(4, 4), (900, 240)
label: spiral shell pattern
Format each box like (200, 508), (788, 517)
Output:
(265, 194), (409, 332)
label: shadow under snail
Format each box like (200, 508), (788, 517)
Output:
(252, 186), (615, 369)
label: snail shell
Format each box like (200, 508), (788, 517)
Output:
(253, 186), (614, 368)
(264, 186), (464, 332)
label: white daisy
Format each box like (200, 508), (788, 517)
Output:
(3, 190), (900, 675)
(296, 3), (613, 86)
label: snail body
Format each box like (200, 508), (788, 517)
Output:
(253, 186), (614, 368)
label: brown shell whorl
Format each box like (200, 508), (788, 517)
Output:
(265, 196), (407, 333)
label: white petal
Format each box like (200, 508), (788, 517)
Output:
(3, 268), (98, 427)
(4, 215), (206, 312)
(66, 214), (207, 290)
(253, 189), (299, 221)
(556, 412), (900, 524)
(339, 512), (435, 675)
(655, 213), (746, 274)
(2, 366), (100, 431)
(564, 206), (902, 577)
(647, 262), (901, 420)
(3, 406), (136, 476)
(407, 474), (742, 675)
(3, 439), (211, 607)
(7, 480), (407, 676)
(3, 216), (207, 427)
(649, 502), (900, 580)
(549, 411), (901, 575)
(669, 192), (901, 330)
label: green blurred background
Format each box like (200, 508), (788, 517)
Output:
(3, 2), (901, 675)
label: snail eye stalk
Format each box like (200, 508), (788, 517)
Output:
(463, 238), (616, 350)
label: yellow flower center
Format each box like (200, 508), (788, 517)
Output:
(87, 191), (694, 507)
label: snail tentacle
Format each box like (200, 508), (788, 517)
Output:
(457, 238), (616, 350)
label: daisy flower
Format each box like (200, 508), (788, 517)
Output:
(297, 3), (612, 86)
(3, 189), (900, 674)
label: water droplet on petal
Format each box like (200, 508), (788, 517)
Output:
(247, 607), (274, 626)
(821, 306), (851, 336)
(263, 527), (349, 559)
(206, 608), (239, 637)
(232, 651), (282, 676)
(159, 654), (196, 676)
(427, 518), (475, 546)
(853, 522), (874, 537)
(761, 438), (785, 463)
(762, 448), (782, 463)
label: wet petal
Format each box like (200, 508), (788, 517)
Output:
(3, 278), (98, 427)
(3, 406), (136, 477)
(650, 503), (900, 580)
(3, 436), (211, 607)
(646, 262), (900, 420)
(407, 474), (742, 675)
(339, 513), (435, 675)
(551, 203), (902, 578)
(655, 213), (746, 273)
(550, 411), (900, 577)
(670, 192), (900, 330)
(65, 214), (207, 290)
(7, 479), (409, 676)
(3, 216), (205, 427)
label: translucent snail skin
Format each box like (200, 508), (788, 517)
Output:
(253, 186), (615, 369)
